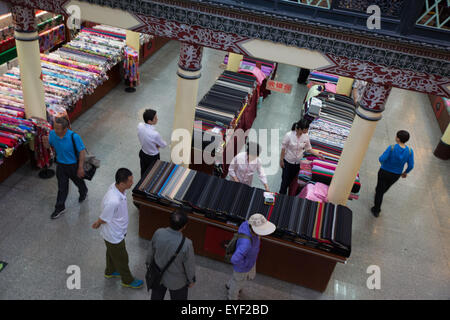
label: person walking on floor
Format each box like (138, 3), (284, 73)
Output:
(279, 118), (324, 195)
(226, 213), (276, 300)
(92, 168), (144, 289)
(138, 108), (167, 178)
(371, 130), (414, 217)
(146, 209), (196, 300)
(228, 141), (270, 191)
(42, 117), (88, 219)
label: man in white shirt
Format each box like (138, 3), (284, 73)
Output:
(92, 168), (143, 289)
(137, 109), (167, 177)
(228, 142), (269, 191)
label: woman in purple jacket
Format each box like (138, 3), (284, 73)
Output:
(226, 214), (276, 300)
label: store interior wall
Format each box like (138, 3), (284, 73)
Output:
(0, 40), (449, 299)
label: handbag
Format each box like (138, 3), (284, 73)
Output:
(71, 132), (100, 180)
(145, 236), (185, 291)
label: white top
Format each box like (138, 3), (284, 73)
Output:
(282, 131), (312, 164)
(137, 123), (167, 156)
(99, 183), (129, 244)
(228, 152), (268, 186)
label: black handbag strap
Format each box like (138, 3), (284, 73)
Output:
(160, 236), (185, 275)
(71, 132), (79, 160)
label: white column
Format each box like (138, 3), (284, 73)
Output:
(328, 83), (391, 205)
(171, 42), (203, 168)
(12, 5), (46, 119)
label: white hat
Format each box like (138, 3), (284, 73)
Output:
(248, 213), (276, 236)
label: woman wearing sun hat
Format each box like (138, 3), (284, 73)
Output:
(226, 213), (276, 300)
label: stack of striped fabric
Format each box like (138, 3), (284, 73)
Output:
(308, 71), (339, 86)
(300, 93), (361, 200)
(134, 160), (353, 257)
(193, 71), (259, 176)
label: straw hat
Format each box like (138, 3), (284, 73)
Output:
(248, 213), (276, 236)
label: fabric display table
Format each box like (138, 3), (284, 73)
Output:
(133, 159), (352, 292)
(0, 13), (65, 65)
(224, 54), (277, 99)
(293, 93), (361, 199)
(191, 70), (259, 177)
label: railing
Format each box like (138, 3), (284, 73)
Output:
(416, 0), (450, 30)
(203, 0), (449, 47)
(281, 0), (332, 9)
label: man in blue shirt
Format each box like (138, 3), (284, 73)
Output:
(43, 117), (88, 219)
(226, 213), (275, 300)
(371, 130), (414, 217)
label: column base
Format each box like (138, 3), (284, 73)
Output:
(433, 139), (450, 160)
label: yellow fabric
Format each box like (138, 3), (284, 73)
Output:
(336, 77), (354, 96)
(226, 53), (243, 72)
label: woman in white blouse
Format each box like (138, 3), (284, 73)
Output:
(228, 141), (269, 191)
(279, 119), (323, 194)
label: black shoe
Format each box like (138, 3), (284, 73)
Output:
(79, 193), (87, 203)
(51, 208), (66, 219)
(370, 207), (380, 217)
(225, 284), (242, 294)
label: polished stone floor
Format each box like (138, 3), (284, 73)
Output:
(0, 41), (449, 300)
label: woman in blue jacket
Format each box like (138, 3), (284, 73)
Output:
(371, 130), (414, 217)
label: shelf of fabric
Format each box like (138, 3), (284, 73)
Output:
(134, 160), (351, 292)
(134, 159), (352, 258)
(191, 70), (259, 177)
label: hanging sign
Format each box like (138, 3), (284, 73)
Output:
(267, 80), (292, 94)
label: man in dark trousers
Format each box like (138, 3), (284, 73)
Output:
(371, 130), (414, 217)
(137, 109), (167, 178)
(146, 209), (196, 300)
(43, 117), (87, 219)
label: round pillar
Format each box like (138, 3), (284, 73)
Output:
(327, 83), (391, 205)
(12, 5), (46, 120)
(434, 123), (450, 160)
(171, 42), (203, 167)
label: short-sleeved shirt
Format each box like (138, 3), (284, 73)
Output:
(99, 183), (129, 244)
(137, 123), (167, 156)
(282, 131), (312, 164)
(49, 129), (85, 164)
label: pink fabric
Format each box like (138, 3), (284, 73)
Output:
(239, 66), (266, 85)
(298, 183), (329, 202)
(325, 83), (337, 93)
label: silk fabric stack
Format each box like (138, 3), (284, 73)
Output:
(300, 93), (361, 199)
(308, 71), (339, 85)
(0, 115), (36, 165)
(134, 160), (352, 257)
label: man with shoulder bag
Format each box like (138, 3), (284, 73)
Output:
(146, 209), (196, 300)
(42, 117), (88, 220)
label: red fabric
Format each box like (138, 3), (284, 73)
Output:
(203, 225), (234, 257)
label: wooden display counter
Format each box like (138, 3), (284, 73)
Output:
(140, 37), (170, 65)
(0, 143), (31, 183)
(133, 195), (347, 293)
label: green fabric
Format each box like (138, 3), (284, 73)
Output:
(0, 47), (17, 65)
(104, 239), (134, 284)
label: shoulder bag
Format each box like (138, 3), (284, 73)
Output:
(71, 132), (100, 180)
(145, 236), (186, 291)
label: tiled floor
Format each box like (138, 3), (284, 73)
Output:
(0, 41), (449, 299)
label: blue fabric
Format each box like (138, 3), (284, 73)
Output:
(230, 221), (260, 273)
(49, 130), (85, 164)
(379, 144), (414, 174)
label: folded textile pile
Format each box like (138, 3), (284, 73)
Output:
(0, 115), (36, 165)
(134, 160), (353, 257)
